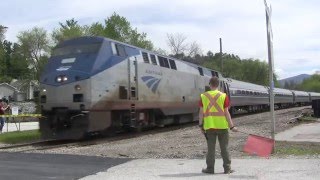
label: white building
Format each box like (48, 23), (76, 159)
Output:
(0, 83), (25, 101)
(10, 80), (39, 100)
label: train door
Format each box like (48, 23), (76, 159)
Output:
(127, 56), (139, 100)
(223, 82), (231, 100)
(127, 56), (139, 128)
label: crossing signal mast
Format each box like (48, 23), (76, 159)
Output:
(264, 0), (276, 151)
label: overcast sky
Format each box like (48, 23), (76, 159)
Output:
(2, 0), (319, 79)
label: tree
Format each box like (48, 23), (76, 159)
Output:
(10, 43), (31, 79)
(0, 25), (7, 42)
(298, 74), (320, 92)
(166, 33), (202, 63)
(52, 18), (87, 44)
(87, 13), (154, 50)
(153, 48), (168, 56)
(167, 33), (188, 55)
(201, 53), (272, 86)
(188, 41), (202, 57)
(3, 40), (13, 75)
(17, 27), (50, 80)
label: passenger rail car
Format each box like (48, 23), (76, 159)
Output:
(224, 78), (269, 113)
(309, 92), (320, 101)
(292, 90), (310, 105)
(273, 88), (294, 108)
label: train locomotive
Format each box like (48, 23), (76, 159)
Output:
(39, 36), (320, 139)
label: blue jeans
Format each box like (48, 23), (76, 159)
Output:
(0, 117), (4, 131)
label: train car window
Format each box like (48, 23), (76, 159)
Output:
(216, 72), (219, 77)
(241, 90), (245, 94)
(73, 94), (84, 102)
(169, 59), (177, 70)
(150, 54), (157, 65)
(115, 44), (127, 57)
(250, 91), (253, 95)
(158, 56), (165, 67)
(142, 52), (150, 63)
(158, 56), (170, 68)
(198, 67), (204, 76)
(53, 43), (101, 56)
(211, 71), (216, 77)
(163, 58), (170, 68)
(237, 90), (241, 94)
(119, 86), (128, 99)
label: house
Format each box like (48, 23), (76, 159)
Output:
(10, 80), (39, 100)
(0, 83), (25, 101)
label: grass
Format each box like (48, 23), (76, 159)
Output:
(0, 130), (41, 144)
(275, 141), (320, 156)
(298, 116), (319, 122)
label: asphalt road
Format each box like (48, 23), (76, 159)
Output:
(0, 152), (130, 180)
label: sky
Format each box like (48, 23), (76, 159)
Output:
(1, 0), (320, 79)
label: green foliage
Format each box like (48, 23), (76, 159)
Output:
(0, 130), (41, 144)
(201, 52), (275, 86)
(0, 25), (7, 42)
(297, 75), (320, 92)
(1, 16), (281, 88)
(10, 43), (31, 79)
(17, 27), (49, 80)
(275, 141), (320, 156)
(88, 13), (154, 50)
(52, 18), (87, 44)
(51, 13), (154, 50)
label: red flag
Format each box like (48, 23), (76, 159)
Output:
(243, 134), (274, 157)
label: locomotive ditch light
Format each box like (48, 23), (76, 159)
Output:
(42, 88), (47, 92)
(74, 85), (81, 91)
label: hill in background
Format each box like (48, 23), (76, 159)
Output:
(279, 74), (311, 88)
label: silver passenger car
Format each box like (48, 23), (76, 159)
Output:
(225, 78), (269, 108)
(273, 88), (294, 105)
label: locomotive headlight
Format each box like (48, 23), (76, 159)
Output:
(42, 88), (47, 92)
(63, 76), (68, 81)
(56, 76), (62, 82)
(74, 84), (81, 91)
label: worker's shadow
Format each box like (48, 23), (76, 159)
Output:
(159, 172), (224, 178)
(160, 173), (257, 179)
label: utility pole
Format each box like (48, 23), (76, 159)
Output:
(219, 38), (223, 74)
(264, 0), (276, 151)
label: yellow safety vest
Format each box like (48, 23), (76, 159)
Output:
(201, 90), (229, 130)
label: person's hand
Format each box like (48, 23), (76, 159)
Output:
(201, 127), (205, 134)
(231, 127), (238, 132)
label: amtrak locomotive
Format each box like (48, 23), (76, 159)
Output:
(39, 36), (320, 139)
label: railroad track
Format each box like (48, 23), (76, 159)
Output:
(0, 122), (197, 152)
(0, 106), (311, 152)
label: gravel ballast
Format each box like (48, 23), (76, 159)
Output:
(21, 106), (318, 159)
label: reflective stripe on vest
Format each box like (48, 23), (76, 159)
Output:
(201, 90), (229, 130)
(203, 92), (225, 117)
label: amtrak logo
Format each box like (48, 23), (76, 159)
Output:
(141, 76), (161, 93)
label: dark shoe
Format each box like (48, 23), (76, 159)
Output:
(224, 169), (235, 174)
(202, 168), (214, 174)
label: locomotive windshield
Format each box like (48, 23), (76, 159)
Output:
(52, 43), (101, 57)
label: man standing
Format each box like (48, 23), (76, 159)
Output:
(0, 99), (10, 133)
(199, 77), (237, 174)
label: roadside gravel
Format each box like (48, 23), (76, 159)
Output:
(25, 106), (317, 159)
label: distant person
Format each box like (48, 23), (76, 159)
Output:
(0, 99), (10, 133)
(199, 77), (238, 174)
